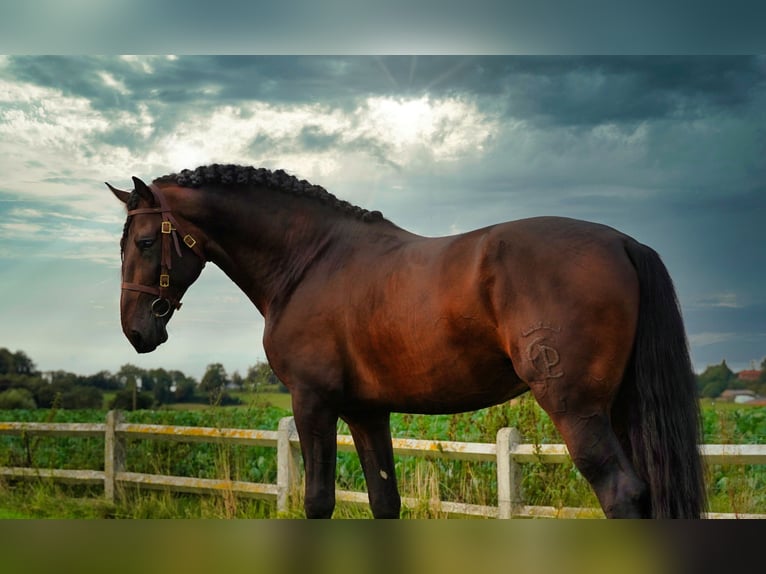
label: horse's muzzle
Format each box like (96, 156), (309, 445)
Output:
(127, 320), (168, 353)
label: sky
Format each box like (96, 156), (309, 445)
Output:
(0, 54), (764, 380)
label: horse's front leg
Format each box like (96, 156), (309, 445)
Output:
(342, 411), (401, 518)
(291, 392), (339, 518)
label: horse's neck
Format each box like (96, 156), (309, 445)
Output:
(190, 186), (353, 316)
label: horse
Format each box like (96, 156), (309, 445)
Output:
(106, 163), (706, 519)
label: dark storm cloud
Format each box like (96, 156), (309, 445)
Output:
(5, 55), (762, 197)
(215, 55), (766, 127)
(9, 55), (763, 124)
(360, 56), (766, 130)
(492, 56), (766, 127)
(5, 55), (397, 110)
(3, 0), (766, 53)
(6, 56), (134, 109)
(6, 55), (526, 106)
(7, 56), (183, 112)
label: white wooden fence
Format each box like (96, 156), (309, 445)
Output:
(1, 411), (765, 518)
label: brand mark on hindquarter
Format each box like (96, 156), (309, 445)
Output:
(522, 323), (564, 380)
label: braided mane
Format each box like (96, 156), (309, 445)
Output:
(154, 164), (384, 223)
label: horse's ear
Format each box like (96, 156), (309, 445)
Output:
(105, 182), (131, 204)
(131, 176), (155, 204)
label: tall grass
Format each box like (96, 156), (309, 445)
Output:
(701, 401), (766, 515)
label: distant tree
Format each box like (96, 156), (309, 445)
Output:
(0, 348), (38, 377)
(697, 360), (737, 398)
(0, 388), (37, 409)
(48, 370), (78, 386)
(115, 364), (145, 387)
(34, 382), (64, 409)
(230, 371), (244, 391)
(174, 378), (197, 403)
(199, 363), (229, 394)
(12, 350), (36, 375)
(147, 368), (173, 405)
(61, 386), (103, 409)
(0, 374), (13, 393)
(26, 377), (101, 409)
(136, 374), (155, 392)
(165, 370), (198, 403)
(748, 357), (766, 393)
(10, 376), (46, 403)
(109, 388), (153, 410)
(246, 361), (280, 389)
(0, 348), (14, 375)
(199, 363), (244, 405)
(85, 370), (120, 390)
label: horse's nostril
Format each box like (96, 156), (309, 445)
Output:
(129, 330), (143, 348)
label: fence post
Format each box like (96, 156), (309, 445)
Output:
(277, 416), (301, 514)
(104, 410), (125, 503)
(496, 427), (522, 519)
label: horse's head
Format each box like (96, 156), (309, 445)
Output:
(107, 176), (206, 353)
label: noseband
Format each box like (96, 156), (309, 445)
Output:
(122, 184), (206, 317)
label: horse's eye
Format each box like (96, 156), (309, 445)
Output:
(137, 238), (155, 250)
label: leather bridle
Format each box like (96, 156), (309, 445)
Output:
(122, 184), (206, 317)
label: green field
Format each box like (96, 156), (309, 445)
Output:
(0, 397), (763, 518)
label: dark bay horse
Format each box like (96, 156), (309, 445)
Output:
(107, 164), (706, 518)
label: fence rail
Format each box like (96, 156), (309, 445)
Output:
(1, 411), (764, 519)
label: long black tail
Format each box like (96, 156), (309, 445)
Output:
(621, 240), (707, 518)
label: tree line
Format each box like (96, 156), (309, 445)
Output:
(0, 347), (284, 410)
(696, 358), (766, 398)
(2, 346), (764, 410)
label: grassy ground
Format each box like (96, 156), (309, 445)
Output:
(227, 390), (293, 411)
(153, 392), (292, 413)
(0, 482), (113, 519)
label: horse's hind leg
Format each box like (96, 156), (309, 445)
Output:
(546, 406), (650, 518)
(521, 362), (650, 517)
(516, 350), (649, 516)
(342, 411), (401, 518)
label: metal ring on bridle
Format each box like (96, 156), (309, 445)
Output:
(151, 298), (172, 318)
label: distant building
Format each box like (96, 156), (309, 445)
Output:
(720, 389), (756, 403)
(737, 370), (761, 382)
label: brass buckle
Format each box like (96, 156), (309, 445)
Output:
(183, 234), (197, 248)
(161, 221), (174, 234)
(160, 274), (170, 288)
